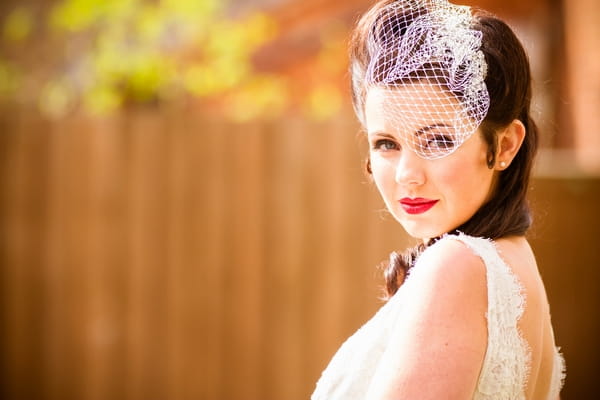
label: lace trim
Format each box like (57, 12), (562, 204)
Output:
(549, 346), (566, 399)
(440, 233), (531, 399)
(312, 233), (564, 400)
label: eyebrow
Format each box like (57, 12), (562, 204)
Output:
(415, 123), (452, 136)
(367, 131), (396, 139)
(367, 130), (394, 137)
(368, 123), (452, 139)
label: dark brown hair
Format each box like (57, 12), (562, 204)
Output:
(350, 1), (538, 297)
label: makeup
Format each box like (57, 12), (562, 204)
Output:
(399, 198), (439, 215)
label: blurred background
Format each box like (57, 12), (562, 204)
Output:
(0, 0), (598, 399)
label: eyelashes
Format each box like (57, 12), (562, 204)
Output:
(425, 134), (456, 151)
(371, 134), (456, 153)
(372, 138), (399, 151)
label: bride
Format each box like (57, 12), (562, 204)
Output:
(312, 1), (565, 399)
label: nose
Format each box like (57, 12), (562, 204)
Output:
(395, 149), (425, 186)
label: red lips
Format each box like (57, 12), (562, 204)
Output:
(399, 197), (439, 215)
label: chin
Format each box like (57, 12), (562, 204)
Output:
(398, 219), (449, 242)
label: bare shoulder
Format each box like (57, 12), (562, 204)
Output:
(365, 236), (489, 398)
(399, 236), (489, 336)
(494, 235), (537, 272)
(418, 236), (485, 266)
(410, 236), (488, 294)
(490, 235), (542, 300)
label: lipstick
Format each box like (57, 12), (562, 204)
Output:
(399, 198), (439, 215)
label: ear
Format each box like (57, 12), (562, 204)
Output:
(495, 119), (525, 170)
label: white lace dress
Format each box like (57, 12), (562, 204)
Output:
(311, 234), (565, 400)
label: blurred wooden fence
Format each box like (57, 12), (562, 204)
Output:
(0, 105), (598, 400)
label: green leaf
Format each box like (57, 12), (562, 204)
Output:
(0, 60), (21, 98)
(3, 7), (34, 42)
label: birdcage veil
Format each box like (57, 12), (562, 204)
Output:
(361, 0), (490, 159)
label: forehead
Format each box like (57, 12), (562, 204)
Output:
(365, 83), (461, 132)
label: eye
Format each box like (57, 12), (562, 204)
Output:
(425, 134), (455, 151)
(372, 138), (399, 151)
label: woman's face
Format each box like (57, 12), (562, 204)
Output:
(365, 84), (496, 241)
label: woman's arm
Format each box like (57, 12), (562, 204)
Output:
(365, 238), (488, 399)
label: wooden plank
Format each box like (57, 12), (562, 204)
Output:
(79, 115), (129, 400)
(192, 115), (228, 400)
(124, 110), (170, 400)
(301, 113), (353, 393)
(163, 108), (192, 400)
(562, 0), (600, 172)
(260, 116), (309, 400)
(0, 109), (46, 399)
(220, 120), (265, 400)
(41, 116), (73, 400)
(529, 178), (600, 399)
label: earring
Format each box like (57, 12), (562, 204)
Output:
(499, 161), (507, 168)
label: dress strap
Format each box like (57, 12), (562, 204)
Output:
(440, 234), (530, 399)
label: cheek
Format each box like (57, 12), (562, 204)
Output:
(370, 156), (396, 197)
(436, 156), (493, 207)
(370, 154), (393, 180)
